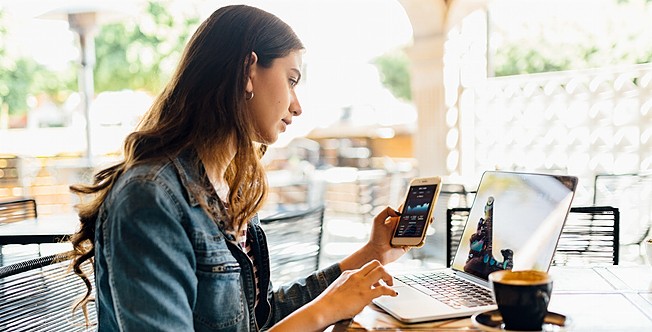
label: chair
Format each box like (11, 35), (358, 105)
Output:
(446, 207), (471, 268)
(0, 197), (41, 265)
(0, 197), (37, 224)
(0, 251), (97, 331)
(446, 206), (620, 267)
(553, 206), (620, 266)
(259, 205), (325, 286)
(593, 173), (652, 251)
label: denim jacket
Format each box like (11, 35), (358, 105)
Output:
(94, 149), (341, 331)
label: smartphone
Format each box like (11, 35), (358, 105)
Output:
(390, 176), (442, 247)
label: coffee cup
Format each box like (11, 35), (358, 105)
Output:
(489, 270), (553, 331)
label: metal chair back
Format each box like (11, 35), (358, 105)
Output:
(0, 197), (37, 224)
(554, 206), (620, 265)
(0, 251), (96, 331)
(446, 207), (471, 268)
(593, 173), (652, 246)
(260, 205), (325, 286)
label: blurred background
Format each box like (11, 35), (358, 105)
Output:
(1, 0), (652, 268)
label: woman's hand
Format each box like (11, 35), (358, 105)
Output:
(311, 260), (398, 325)
(269, 207), (409, 331)
(338, 206), (409, 274)
(364, 206), (410, 265)
(268, 260), (398, 331)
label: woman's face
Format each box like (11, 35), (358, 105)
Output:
(247, 50), (303, 145)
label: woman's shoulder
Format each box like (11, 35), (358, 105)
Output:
(109, 155), (208, 208)
(108, 159), (188, 202)
(118, 159), (178, 186)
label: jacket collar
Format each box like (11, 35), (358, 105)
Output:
(171, 148), (212, 208)
(170, 148), (260, 229)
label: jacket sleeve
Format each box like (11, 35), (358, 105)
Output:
(265, 262), (341, 327)
(101, 178), (196, 331)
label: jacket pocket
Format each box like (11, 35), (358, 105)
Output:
(192, 231), (246, 330)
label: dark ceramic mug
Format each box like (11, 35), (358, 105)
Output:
(489, 270), (553, 331)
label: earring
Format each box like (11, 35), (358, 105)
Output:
(245, 91), (254, 101)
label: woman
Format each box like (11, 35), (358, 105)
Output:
(70, 5), (407, 331)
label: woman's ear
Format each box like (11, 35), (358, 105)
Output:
(250, 51), (259, 66)
(246, 52), (259, 93)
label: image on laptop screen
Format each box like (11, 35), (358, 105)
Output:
(451, 171), (578, 280)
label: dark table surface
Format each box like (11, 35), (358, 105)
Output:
(0, 214), (79, 245)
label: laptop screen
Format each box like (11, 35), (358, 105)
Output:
(451, 171), (578, 280)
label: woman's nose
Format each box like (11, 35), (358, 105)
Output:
(290, 92), (302, 116)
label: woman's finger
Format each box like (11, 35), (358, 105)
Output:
(358, 259), (382, 275)
(363, 264), (394, 287)
(372, 284), (399, 297)
(375, 206), (401, 224)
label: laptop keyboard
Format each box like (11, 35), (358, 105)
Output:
(396, 272), (495, 309)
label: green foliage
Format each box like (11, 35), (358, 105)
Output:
(0, 56), (76, 115)
(494, 45), (572, 76)
(493, 31), (652, 77)
(0, 9), (36, 116)
(0, 1), (198, 118)
(373, 50), (412, 101)
(31, 65), (77, 105)
(0, 59), (34, 115)
(93, 0), (200, 94)
(492, 0), (652, 76)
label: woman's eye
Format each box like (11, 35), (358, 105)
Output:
(289, 78), (299, 87)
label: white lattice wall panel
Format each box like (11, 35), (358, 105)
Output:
(468, 64), (652, 203)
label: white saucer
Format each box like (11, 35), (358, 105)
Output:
(471, 309), (571, 332)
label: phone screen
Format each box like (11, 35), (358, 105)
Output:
(393, 184), (438, 238)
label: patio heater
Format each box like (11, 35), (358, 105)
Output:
(69, 12), (96, 167)
(39, 2), (135, 166)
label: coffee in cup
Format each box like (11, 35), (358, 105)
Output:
(489, 270), (553, 331)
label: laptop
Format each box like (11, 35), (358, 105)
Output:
(373, 171), (578, 323)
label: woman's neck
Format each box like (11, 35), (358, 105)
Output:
(198, 142), (236, 202)
(211, 178), (230, 202)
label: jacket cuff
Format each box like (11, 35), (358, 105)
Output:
(318, 262), (342, 288)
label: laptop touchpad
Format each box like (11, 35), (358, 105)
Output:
(374, 285), (451, 319)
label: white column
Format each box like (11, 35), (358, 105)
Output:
(405, 35), (448, 176)
(399, 0), (449, 176)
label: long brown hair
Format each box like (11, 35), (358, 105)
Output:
(68, 4), (303, 318)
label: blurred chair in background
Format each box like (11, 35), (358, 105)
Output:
(259, 205), (325, 287)
(553, 206), (619, 266)
(0, 197), (37, 224)
(0, 251), (97, 330)
(593, 173), (652, 263)
(446, 207), (470, 268)
(0, 197), (38, 224)
(0, 197), (39, 265)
